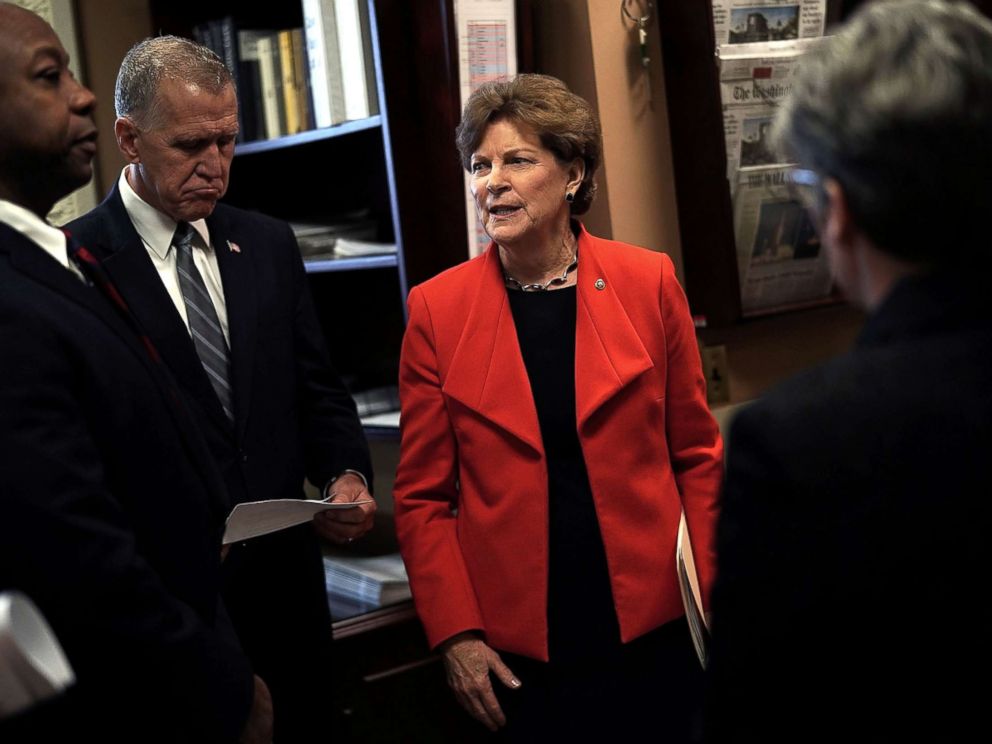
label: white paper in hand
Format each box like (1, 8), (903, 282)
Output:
(0, 591), (75, 718)
(223, 497), (374, 545)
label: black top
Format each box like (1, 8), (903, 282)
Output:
(507, 285), (621, 665)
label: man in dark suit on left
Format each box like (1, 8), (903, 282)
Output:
(0, 4), (271, 741)
(67, 35), (376, 742)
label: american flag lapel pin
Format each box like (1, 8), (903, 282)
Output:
(227, 239), (241, 254)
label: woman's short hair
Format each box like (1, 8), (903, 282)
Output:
(455, 74), (602, 216)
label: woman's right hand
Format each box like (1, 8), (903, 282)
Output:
(439, 631), (521, 731)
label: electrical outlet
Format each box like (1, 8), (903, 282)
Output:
(701, 344), (731, 406)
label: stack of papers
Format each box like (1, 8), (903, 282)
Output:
(333, 238), (398, 257)
(324, 553), (411, 610)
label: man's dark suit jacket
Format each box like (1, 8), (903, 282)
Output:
(0, 222), (253, 741)
(68, 185), (373, 738)
(705, 271), (992, 742)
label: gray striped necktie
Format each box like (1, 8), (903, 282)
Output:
(173, 222), (234, 421)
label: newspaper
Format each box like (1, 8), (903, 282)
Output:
(719, 38), (825, 189)
(732, 166), (833, 313)
(712, 0), (826, 45)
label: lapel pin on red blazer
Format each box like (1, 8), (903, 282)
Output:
(227, 240), (241, 254)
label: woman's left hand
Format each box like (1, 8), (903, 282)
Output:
(314, 472), (376, 544)
(440, 632), (521, 731)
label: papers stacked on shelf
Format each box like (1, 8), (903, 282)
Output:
(333, 238), (398, 257)
(324, 553), (411, 611)
(290, 210), (377, 258)
(352, 386), (399, 418)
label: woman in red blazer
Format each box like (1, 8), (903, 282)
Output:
(394, 74), (722, 742)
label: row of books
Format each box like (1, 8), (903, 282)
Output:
(193, 0), (379, 144)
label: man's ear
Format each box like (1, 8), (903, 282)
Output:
(115, 117), (140, 163)
(822, 178), (855, 257)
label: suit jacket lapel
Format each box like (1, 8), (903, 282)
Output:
(443, 245), (543, 454)
(94, 185), (234, 434)
(4, 224), (142, 357)
(573, 227), (654, 430)
(4, 223), (232, 519)
(207, 207), (257, 442)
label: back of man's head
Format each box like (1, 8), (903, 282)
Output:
(773, 0), (992, 268)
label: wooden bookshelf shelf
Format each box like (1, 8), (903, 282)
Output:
(303, 253), (398, 273)
(235, 114), (382, 156)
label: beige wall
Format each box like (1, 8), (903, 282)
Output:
(76, 0), (153, 197)
(534, 0), (683, 272)
(701, 304), (864, 405)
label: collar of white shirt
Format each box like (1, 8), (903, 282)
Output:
(0, 198), (74, 270)
(118, 168), (211, 257)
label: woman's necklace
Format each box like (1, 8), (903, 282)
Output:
(503, 253), (578, 291)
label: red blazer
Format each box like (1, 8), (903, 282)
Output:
(394, 225), (723, 660)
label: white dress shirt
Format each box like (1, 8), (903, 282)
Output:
(118, 169), (230, 345)
(0, 198), (85, 281)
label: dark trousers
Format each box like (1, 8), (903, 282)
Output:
(492, 618), (703, 743)
(222, 524), (335, 743)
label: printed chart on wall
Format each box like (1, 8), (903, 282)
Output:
(454, 0), (517, 258)
(712, 1), (831, 315)
(12, 0), (98, 224)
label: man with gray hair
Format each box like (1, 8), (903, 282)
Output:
(68, 35), (376, 741)
(706, 1), (992, 740)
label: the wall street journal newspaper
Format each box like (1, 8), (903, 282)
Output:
(732, 166), (833, 313)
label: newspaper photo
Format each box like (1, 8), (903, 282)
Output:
(732, 166), (833, 314)
(719, 38), (825, 187)
(711, 0), (826, 45)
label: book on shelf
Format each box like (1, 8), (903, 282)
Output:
(335, 0), (376, 121)
(278, 29), (304, 136)
(323, 553), (411, 609)
(291, 27), (315, 132)
(237, 29), (268, 143)
(256, 32), (286, 140)
(302, 0), (348, 128)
